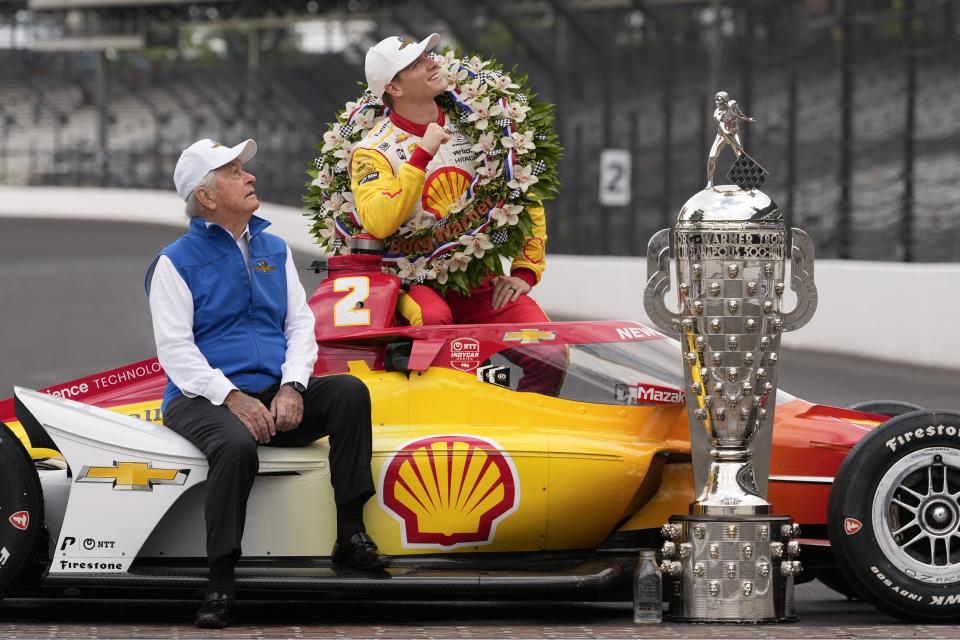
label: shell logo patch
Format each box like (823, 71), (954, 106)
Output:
(844, 517), (862, 535)
(521, 237), (544, 263)
(422, 167), (472, 219)
(380, 435), (520, 549)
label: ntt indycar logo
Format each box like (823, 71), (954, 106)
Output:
(636, 383), (685, 406)
(885, 423), (958, 452)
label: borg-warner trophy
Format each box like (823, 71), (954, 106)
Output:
(643, 91), (818, 622)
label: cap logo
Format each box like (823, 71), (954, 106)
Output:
(210, 142), (222, 148)
(379, 435), (520, 549)
(398, 37), (415, 49)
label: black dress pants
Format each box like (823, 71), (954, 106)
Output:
(163, 375), (375, 563)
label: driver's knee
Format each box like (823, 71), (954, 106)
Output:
(397, 285), (452, 326)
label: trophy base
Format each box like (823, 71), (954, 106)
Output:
(661, 514), (801, 623)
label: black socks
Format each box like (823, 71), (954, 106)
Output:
(336, 497), (367, 543)
(208, 553), (237, 598)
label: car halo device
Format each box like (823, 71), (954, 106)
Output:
(643, 90), (818, 623)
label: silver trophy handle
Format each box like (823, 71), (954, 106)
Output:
(643, 228), (681, 334)
(782, 227), (818, 332)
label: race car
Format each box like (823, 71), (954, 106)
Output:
(0, 248), (957, 623)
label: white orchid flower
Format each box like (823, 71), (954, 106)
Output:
(432, 260), (450, 285)
(459, 232), (494, 259)
(475, 159), (501, 186)
(318, 217), (337, 242)
(464, 78), (487, 100)
(338, 190), (356, 215)
(507, 164), (539, 193)
(311, 165), (334, 189)
(436, 50), (458, 68)
(447, 251), (472, 272)
(465, 97), (503, 131)
(466, 56), (489, 73)
(322, 125), (345, 153)
(471, 132), (497, 155)
(445, 62), (469, 87)
(323, 192), (344, 214)
(354, 109), (375, 131)
(448, 192), (472, 215)
(503, 101), (532, 123)
(487, 74), (519, 93)
(500, 130), (536, 155)
(503, 203), (524, 220)
(395, 256), (430, 281)
(490, 206), (519, 228)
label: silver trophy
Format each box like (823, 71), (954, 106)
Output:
(643, 91), (817, 622)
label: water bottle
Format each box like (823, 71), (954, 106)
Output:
(633, 549), (663, 623)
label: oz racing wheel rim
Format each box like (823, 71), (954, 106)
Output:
(872, 446), (960, 584)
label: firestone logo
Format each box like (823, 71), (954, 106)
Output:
(636, 383), (685, 406)
(379, 435), (520, 550)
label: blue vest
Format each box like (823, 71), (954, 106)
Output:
(146, 215), (289, 411)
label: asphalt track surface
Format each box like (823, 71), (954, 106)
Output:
(1, 217), (958, 638)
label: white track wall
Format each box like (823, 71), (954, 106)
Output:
(3, 186), (958, 371)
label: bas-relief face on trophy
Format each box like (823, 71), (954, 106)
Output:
(715, 91), (729, 107)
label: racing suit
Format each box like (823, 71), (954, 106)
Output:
(349, 108), (549, 327)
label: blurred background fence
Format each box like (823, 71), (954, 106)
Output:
(1, 0), (958, 261)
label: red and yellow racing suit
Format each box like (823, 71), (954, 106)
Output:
(349, 108), (548, 327)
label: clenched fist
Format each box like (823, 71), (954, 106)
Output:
(419, 122), (451, 156)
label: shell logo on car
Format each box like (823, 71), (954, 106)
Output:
(379, 435), (520, 549)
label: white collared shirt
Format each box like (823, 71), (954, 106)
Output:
(148, 223), (318, 405)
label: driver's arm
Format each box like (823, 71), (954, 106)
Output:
(509, 204), (548, 286)
(350, 146), (432, 239)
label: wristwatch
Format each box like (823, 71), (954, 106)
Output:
(284, 381), (307, 394)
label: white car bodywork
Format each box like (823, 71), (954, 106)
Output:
(16, 387), (337, 574)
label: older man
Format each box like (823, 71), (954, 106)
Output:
(146, 139), (389, 629)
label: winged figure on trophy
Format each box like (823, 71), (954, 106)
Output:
(705, 91), (766, 190)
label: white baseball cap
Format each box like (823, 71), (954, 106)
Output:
(365, 33), (440, 100)
(173, 138), (257, 201)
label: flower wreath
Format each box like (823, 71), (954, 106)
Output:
(303, 49), (561, 295)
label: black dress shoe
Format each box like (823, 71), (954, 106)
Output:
(195, 592), (233, 629)
(331, 532), (392, 570)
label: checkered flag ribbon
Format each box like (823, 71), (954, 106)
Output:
(491, 229), (509, 245)
(727, 153), (769, 191)
(510, 189), (521, 199)
(459, 112), (471, 123)
(415, 273), (427, 284)
(435, 216), (450, 227)
(516, 93), (528, 103)
(332, 237), (343, 251)
(535, 133), (547, 140)
(313, 157), (323, 170)
(532, 160), (547, 175)
(477, 71), (492, 83)
(339, 123), (354, 137)
(496, 117), (510, 127)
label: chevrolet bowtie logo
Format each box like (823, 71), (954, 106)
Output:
(503, 329), (557, 345)
(76, 462), (190, 491)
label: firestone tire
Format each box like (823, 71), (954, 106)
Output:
(847, 399), (925, 418)
(828, 410), (960, 621)
(0, 421), (44, 598)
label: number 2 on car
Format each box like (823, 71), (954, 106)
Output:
(332, 276), (371, 326)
